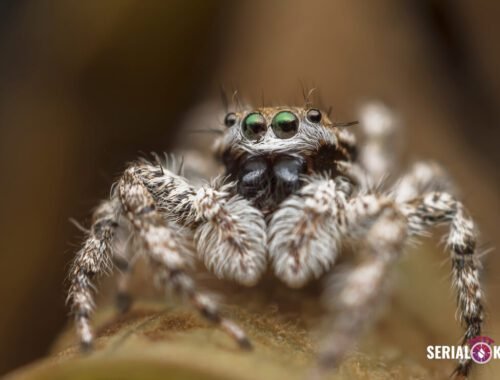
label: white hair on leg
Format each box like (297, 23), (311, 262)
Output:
(316, 201), (407, 373)
(193, 181), (267, 286)
(358, 101), (400, 185)
(392, 160), (455, 204)
(118, 166), (253, 349)
(268, 175), (351, 288)
(67, 198), (120, 350)
(400, 191), (484, 377)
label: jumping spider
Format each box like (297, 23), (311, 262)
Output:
(68, 100), (484, 378)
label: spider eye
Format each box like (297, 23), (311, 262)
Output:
(306, 108), (322, 123)
(242, 112), (267, 140)
(271, 111), (299, 139)
(224, 112), (237, 127)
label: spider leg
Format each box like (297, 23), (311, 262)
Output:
(394, 161), (483, 377)
(113, 253), (135, 314)
(336, 161), (374, 192)
(401, 191), (483, 378)
(67, 199), (119, 350)
(358, 102), (400, 185)
(67, 161), (254, 352)
(268, 175), (351, 288)
(315, 195), (407, 374)
(137, 158), (268, 286)
(393, 160), (455, 203)
(193, 182), (267, 286)
(118, 166), (253, 349)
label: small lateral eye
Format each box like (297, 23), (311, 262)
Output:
(271, 111), (299, 139)
(306, 108), (322, 123)
(224, 112), (237, 127)
(242, 112), (267, 140)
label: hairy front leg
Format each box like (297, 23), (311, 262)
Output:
(136, 158), (268, 286)
(118, 166), (253, 349)
(267, 177), (407, 373)
(67, 159), (257, 351)
(193, 181), (267, 286)
(268, 175), (352, 288)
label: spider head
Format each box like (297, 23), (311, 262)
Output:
(214, 106), (357, 212)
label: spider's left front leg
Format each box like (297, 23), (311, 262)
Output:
(268, 176), (407, 375)
(268, 175), (352, 288)
(315, 194), (407, 374)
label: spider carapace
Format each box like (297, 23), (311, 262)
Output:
(218, 106), (357, 213)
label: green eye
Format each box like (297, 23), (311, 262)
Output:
(271, 111), (299, 139)
(242, 113), (267, 140)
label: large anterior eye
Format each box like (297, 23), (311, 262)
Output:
(242, 112), (267, 140)
(271, 111), (299, 139)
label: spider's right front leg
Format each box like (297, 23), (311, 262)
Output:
(134, 160), (268, 288)
(67, 160), (260, 352)
(118, 165), (258, 349)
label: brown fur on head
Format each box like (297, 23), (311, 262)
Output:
(213, 106), (357, 213)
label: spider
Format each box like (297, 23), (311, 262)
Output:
(67, 98), (484, 379)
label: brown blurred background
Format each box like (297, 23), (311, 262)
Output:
(0, 0), (498, 376)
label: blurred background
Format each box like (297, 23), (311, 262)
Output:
(0, 0), (498, 376)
